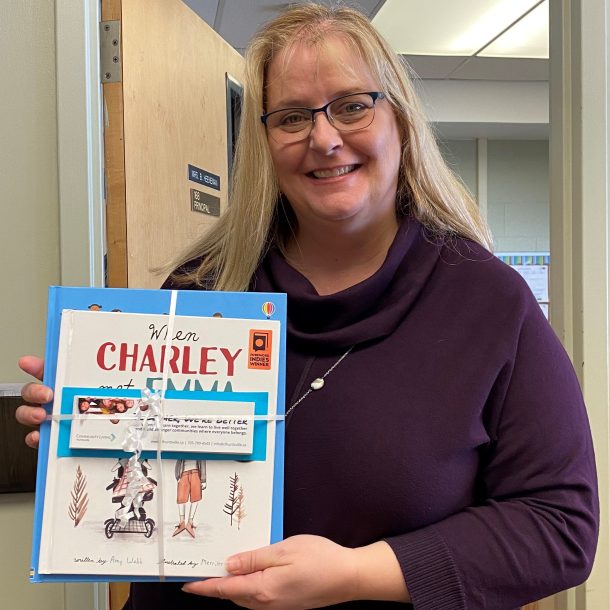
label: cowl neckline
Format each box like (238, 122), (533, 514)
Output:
(252, 216), (441, 352)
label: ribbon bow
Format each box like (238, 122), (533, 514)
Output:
(117, 389), (162, 525)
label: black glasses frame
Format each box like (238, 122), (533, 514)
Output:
(260, 91), (386, 132)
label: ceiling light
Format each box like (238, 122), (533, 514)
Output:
(479, 1), (548, 58)
(373, 0), (546, 58)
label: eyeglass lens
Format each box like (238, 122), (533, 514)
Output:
(266, 93), (379, 143)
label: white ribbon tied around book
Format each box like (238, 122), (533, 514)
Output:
(118, 388), (161, 526)
(117, 290), (179, 580)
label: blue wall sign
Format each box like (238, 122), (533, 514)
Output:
(188, 164), (220, 191)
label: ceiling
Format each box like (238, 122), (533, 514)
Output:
(182, 0), (549, 139)
(183, 0), (549, 82)
(375, 0), (548, 58)
(182, 0), (383, 55)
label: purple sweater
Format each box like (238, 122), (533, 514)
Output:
(127, 217), (598, 609)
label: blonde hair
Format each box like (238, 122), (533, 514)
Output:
(168, 2), (493, 291)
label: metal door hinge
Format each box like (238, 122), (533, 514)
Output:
(100, 20), (121, 83)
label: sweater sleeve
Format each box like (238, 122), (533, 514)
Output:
(385, 295), (599, 610)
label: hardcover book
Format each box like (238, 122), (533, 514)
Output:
(31, 286), (286, 582)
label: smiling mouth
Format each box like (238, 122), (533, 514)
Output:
(310, 165), (358, 179)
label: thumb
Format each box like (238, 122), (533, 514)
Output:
(18, 355), (45, 382)
(225, 544), (283, 575)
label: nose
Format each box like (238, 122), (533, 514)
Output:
(308, 112), (343, 153)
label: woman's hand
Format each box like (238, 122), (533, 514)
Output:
(15, 356), (51, 449)
(182, 535), (409, 609)
(183, 535), (358, 609)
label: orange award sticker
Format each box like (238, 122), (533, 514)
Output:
(248, 329), (272, 370)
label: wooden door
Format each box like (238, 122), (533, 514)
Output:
(101, 1), (243, 606)
(103, 0), (244, 290)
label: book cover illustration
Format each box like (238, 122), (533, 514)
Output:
(32, 286), (286, 582)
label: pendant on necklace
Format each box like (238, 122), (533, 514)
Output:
(310, 378), (325, 390)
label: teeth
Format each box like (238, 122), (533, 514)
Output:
(312, 165), (355, 178)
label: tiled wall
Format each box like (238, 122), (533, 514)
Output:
(441, 139), (549, 253)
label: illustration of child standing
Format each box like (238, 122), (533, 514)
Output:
(173, 460), (206, 538)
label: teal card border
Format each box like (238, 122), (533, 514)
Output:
(58, 387), (269, 461)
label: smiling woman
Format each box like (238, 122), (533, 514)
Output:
(18, 3), (598, 610)
(263, 36), (402, 288)
(165, 3), (495, 295)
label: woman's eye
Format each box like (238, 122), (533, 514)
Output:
(332, 101), (368, 119)
(277, 111), (310, 129)
(344, 103), (366, 113)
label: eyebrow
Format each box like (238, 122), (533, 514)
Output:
(267, 89), (366, 112)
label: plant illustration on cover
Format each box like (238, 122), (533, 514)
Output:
(67, 465), (89, 527)
(224, 472), (246, 528)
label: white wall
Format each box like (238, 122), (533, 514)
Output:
(420, 79), (549, 126)
(417, 79), (549, 139)
(1, 0), (60, 381)
(441, 139), (549, 253)
(438, 139), (477, 197)
(0, 1), (65, 608)
(487, 140), (549, 252)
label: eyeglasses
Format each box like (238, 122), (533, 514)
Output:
(261, 91), (386, 144)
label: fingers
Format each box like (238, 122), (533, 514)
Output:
(18, 355), (45, 382)
(182, 577), (226, 597)
(16, 404), (46, 450)
(16, 357), (49, 453)
(15, 404), (47, 427)
(25, 429), (40, 449)
(183, 573), (266, 606)
(21, 381), (53, 406)
(181, 545), (283, 602)
(226, 545), (280, 575)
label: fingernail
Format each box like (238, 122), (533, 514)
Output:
(181, 584), (194, 594)
(225, 557), (240, 572)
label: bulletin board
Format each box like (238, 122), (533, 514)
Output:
(496, 252), (550, 319)
(0, 386), (38, 493)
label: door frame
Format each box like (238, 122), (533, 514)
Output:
(549, 1), (609, 608)
(56, 0), (106, 289)
(55, 0), (108, 608)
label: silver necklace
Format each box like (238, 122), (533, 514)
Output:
(286, 346), (353, 418)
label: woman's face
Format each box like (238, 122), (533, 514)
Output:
(265, 36), (401, 235)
